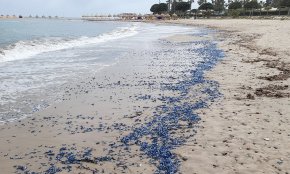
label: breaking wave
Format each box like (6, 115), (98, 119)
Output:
(0, 24), (138, 63)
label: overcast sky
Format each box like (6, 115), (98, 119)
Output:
(0, 0), (199, 17)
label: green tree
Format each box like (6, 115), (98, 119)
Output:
(228, 1), (242, 9)
(272, 0), (281, 7)
(198, 2), (214, 10)
(244, 0), (261, 16)
(280, 0), (290, 6)
(199, 3), (214, 18)
(175, 2), (191, 12)
(158, 3), (169, 13)
(280, 0), (290, 15)
(228, 1), (242, 17)
(213, 0), (225, 13)
(150, 4), (159, 14)
(244, 0), (260, 9)
(150, 3), (169, 14)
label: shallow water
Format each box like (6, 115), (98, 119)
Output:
(0, 19), (195, 123)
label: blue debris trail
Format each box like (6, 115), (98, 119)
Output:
(121, 40), (224, 174)
(14, 34), (224, 174)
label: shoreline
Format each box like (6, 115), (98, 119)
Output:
(0, 19), (289, 173)
(0, 24), (222, 173)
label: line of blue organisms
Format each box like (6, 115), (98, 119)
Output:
(121, 40), (224, 174)
(14, 39), (224, 174)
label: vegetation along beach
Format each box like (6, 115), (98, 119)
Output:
(0, 0), (290, 173)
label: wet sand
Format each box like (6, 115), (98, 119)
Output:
(0, 25), (224, 174)
(0, 44), (162, 173)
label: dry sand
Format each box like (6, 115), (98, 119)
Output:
(165, 19), (290, 173)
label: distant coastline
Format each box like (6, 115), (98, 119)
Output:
(0, 15), (63, 20)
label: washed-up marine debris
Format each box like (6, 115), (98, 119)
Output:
(121, 40), (224, 173)
(15, 146), (113, 174)
(15, 34), (223, 174)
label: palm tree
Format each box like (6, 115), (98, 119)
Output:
(166, 0), (172, 12)
(172, 0), (177, 12)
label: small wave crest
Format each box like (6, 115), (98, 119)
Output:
(0, 24), (139, 63)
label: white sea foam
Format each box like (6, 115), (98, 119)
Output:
(0, 24), (138, 63)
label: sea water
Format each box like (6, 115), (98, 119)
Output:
(0, 18), (194, 123)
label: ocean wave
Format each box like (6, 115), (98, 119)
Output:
(0, 24), (138, 63)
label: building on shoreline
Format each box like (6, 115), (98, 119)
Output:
(0, 15), (18, 19)
(82, 13), (145, 21)
(83, 13), (167, 21)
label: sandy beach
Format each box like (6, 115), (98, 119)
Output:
(0, 19), (289, 174)
(0, 22), (221, 174)
(165, 19), (290, 173)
